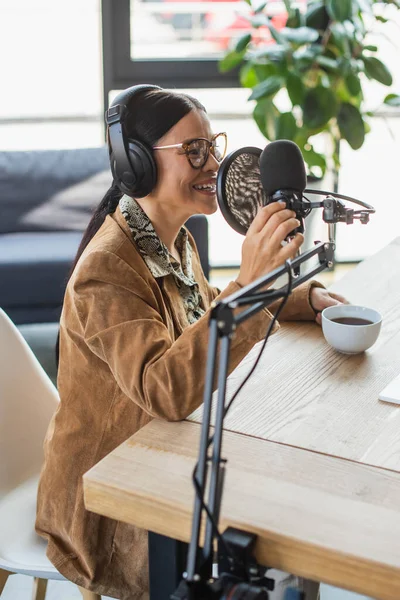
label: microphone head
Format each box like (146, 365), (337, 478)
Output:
(216, 147), (266, 235)
(260, 140), (307, 197)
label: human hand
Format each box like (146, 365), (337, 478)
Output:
(310, 288), (350, 325)
(236, 202), (304, 288)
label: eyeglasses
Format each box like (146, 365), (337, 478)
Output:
(153, 132), (227, 169)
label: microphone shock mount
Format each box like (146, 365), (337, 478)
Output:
(322, 196), (371, 225)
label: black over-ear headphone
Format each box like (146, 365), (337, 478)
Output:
(105, 84), (162, 198)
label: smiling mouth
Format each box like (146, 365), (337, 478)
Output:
(193, 183), (216, 193)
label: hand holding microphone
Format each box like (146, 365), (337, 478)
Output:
(235, 202), (304, 288)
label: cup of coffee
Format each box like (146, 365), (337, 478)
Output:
(321, 305), (382, 354)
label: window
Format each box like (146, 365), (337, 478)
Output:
(102, 0), (243, 109)
(102, 0), (301, 108)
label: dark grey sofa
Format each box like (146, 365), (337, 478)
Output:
(0, 147), (210, 324)
(0, 147), (209, 382)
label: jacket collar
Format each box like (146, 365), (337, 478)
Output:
(118, 195), (196, 287)
(112, 199), (208, 330)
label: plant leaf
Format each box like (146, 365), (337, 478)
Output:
(292, 44), (323, 62)
(235, 33), (252, 53)
(286, 7), (303, 28)
(305, 2), (330, 30)
(302, 146), (327, 170)
(250, 13), (269, 28)
(253, 63), (278, 81)
(240, 63), (258, 88)
(330, 22), (352, 57)
(303, 87), (338, 129)
(276, 112), (298, 140)
(363, 44), (378, 52)
(253, 1), (267, 14)
(253, 100), (268, 138)
(335, 78), (353, 103)
(345, 72), (362, 96)
(384, 93), (400, 107)
(326, 0), (353, 22)
(248, 76), (283, 101)
(267, 22), (286, 44)
(280, 26), (319, 44)
(362, 56), (393, 86)
(219, 50), (245, 73)
(287, 71), (305, 106)
(251, 45), (287, 62)
(337, 103), (365, 149)
(253, 98), (279, 140)
(315, 55), (340, 71)
(351, 15), (366, 36)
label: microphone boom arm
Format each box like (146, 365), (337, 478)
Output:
(175, 241), (334, 600)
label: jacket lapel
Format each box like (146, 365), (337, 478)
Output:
(113, 206), (211, 337)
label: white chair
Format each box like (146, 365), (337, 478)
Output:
(0, 308), (100, 600)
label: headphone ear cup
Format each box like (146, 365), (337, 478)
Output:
(106, 84), (162, 198)
(124, 139), (157, 198)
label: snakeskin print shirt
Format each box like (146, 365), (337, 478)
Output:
(119, 195), (205, 325)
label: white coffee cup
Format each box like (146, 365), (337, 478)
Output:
(321, 305), (382, 354)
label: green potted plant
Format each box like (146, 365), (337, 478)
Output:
(219, 0), (400, 184)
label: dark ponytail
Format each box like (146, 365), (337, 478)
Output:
(69, 181), (122, 276)
(55, 182), (122, 366)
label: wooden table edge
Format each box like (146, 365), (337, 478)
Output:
(84, 421), (400, 599)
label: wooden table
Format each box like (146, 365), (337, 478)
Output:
(84, 237), (400, 600)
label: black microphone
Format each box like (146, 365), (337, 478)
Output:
(216, 141), (375, 239)
(260, 140), (307, 236)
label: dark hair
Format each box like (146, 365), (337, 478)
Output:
(72, 88), (205, 277)
(56, 87), (206, 366)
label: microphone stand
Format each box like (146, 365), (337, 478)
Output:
(172, 240), (335, 600)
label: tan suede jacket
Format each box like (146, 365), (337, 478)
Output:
(35, 207), (322, 600)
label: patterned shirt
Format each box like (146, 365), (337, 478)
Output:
(119, 195), (205, 325)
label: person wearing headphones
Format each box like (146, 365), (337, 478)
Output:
(35, 85), (346, 599)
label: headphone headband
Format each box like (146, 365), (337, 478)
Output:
(106, 104), (126, 126)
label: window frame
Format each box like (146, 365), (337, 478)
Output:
(101, 0), (240, 113)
